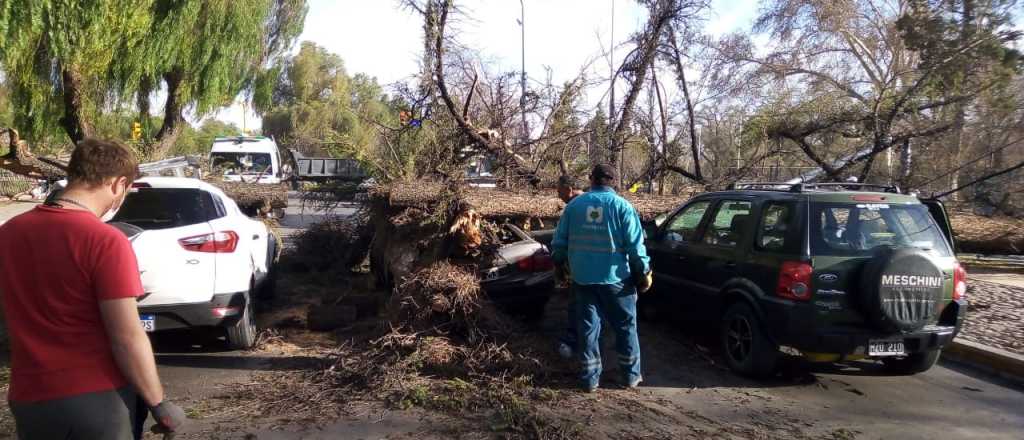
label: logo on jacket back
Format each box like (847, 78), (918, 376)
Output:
(586, 206), (604, 224)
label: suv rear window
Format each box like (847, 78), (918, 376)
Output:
(810, 202), (952, 257)
(112, 188), (215, 230)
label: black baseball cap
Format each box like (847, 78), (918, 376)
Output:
(557, 175), (579, 188)
(590, 164), (617, 182)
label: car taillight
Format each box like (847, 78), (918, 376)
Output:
(212, 306), (241, 318)
(777, 261), (813, 301)
(179, 231), (239, 253)
(517, 251), (555, 272)
(953, 263), (967, 301)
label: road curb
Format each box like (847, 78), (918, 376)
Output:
(943, 339), (1024, 385)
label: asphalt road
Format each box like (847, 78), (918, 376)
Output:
(275, 191), (358, 242)
(0, 200), (37, 226)
(2, 197), (1024, 439)
(148, 299), (1024, 439)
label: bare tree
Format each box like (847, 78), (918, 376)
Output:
(726, 0), (1021, 182)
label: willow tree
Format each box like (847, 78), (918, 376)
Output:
(125, 0), (307, 159)
(0, 0), (307, 166)
(0, 1), (148, 144)
(259, 42), (393, 163)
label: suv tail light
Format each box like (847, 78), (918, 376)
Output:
(179, 231), (239, 253)
(517, 250), (555, 272)
(953, 263), (967, 301)
(777, 261), (813, 301)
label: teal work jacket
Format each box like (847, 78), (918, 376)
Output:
(551, 186), (650, 285)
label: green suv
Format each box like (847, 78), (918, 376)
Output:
(645, 183), (967, 377)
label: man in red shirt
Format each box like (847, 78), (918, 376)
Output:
(0, 139), (185, 439)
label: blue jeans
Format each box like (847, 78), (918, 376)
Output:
(560, 286), (577, 350)
(575, 281), (641, 389)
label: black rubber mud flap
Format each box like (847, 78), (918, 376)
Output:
(859, 247), (945, 333)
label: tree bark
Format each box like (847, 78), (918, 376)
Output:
(432, 0), (535, 183)
(145, 69), (187, 160)
(898, 138), (912, 189)
(59, 67), (93, 144)
(0, 128), (67, 179)
(667, 29), (703, 182)
(609, 0), (676, 180)
(137, 76), (153, 136)
(950, 0), (976, 200)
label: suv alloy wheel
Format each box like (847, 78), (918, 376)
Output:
(721, 301), (779, 378)
(226, 288), (258, 350)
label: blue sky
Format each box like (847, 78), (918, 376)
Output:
(212, 0), (760, 130)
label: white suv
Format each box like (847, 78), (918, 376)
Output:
(110, 177), (278, 349)
(209, 136), (286, 185)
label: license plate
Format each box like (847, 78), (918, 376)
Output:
(869, 338), (905, 356)
(140, 314), (156, 332)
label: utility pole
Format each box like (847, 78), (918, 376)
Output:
(606, 0), (622, 183)
(519, 0), (529, 148)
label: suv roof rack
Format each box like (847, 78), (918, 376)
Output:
(729, 182), (901, 194)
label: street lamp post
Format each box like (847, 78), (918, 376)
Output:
(519, 0), (528, 147)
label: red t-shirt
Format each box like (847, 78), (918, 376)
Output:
(0, 205), (143, 402)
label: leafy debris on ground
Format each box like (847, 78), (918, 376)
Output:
(291, 210), (372, 272)
(950, 210), (1024, 254)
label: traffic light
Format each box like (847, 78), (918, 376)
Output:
(131, 122), (142, 141)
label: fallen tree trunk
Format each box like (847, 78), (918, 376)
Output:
(204, 180), (288, 215)
(950, 211), (1024, 255)
(0, 128), (67, 180)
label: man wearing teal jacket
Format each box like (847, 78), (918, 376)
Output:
(551, 164), (652, 391)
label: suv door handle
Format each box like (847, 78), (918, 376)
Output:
(724, 261), (737, 269)
(252, 234), (260, 240)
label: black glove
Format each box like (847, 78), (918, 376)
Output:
(150, 400), (187, 433)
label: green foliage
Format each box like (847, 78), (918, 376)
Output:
(0, 0), (307, 144)
(0, 80), (11, 131)
(259, 42), (395, 161)
(0, 0), (150, 139)
(123, 0), (308, 119)
(898, 0), (1022, 94)
(583, 107), (611, 171)
(172, 119), (243, 156)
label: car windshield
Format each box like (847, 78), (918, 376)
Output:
(210, 152), (273, 176)
(112, 188), (211, 230)
(810, 202), (952, 257)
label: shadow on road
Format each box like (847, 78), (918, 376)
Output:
(154, 353), (325, 371)
(149, 328), (327, 373)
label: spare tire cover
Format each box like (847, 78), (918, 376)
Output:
(859, 247), (945, 333)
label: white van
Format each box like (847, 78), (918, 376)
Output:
(209, 136), (286, 184)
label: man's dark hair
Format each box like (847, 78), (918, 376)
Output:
(557, 175), (579, 189)
(589, 164), (616, 187)
(67, 138), (140, 187)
